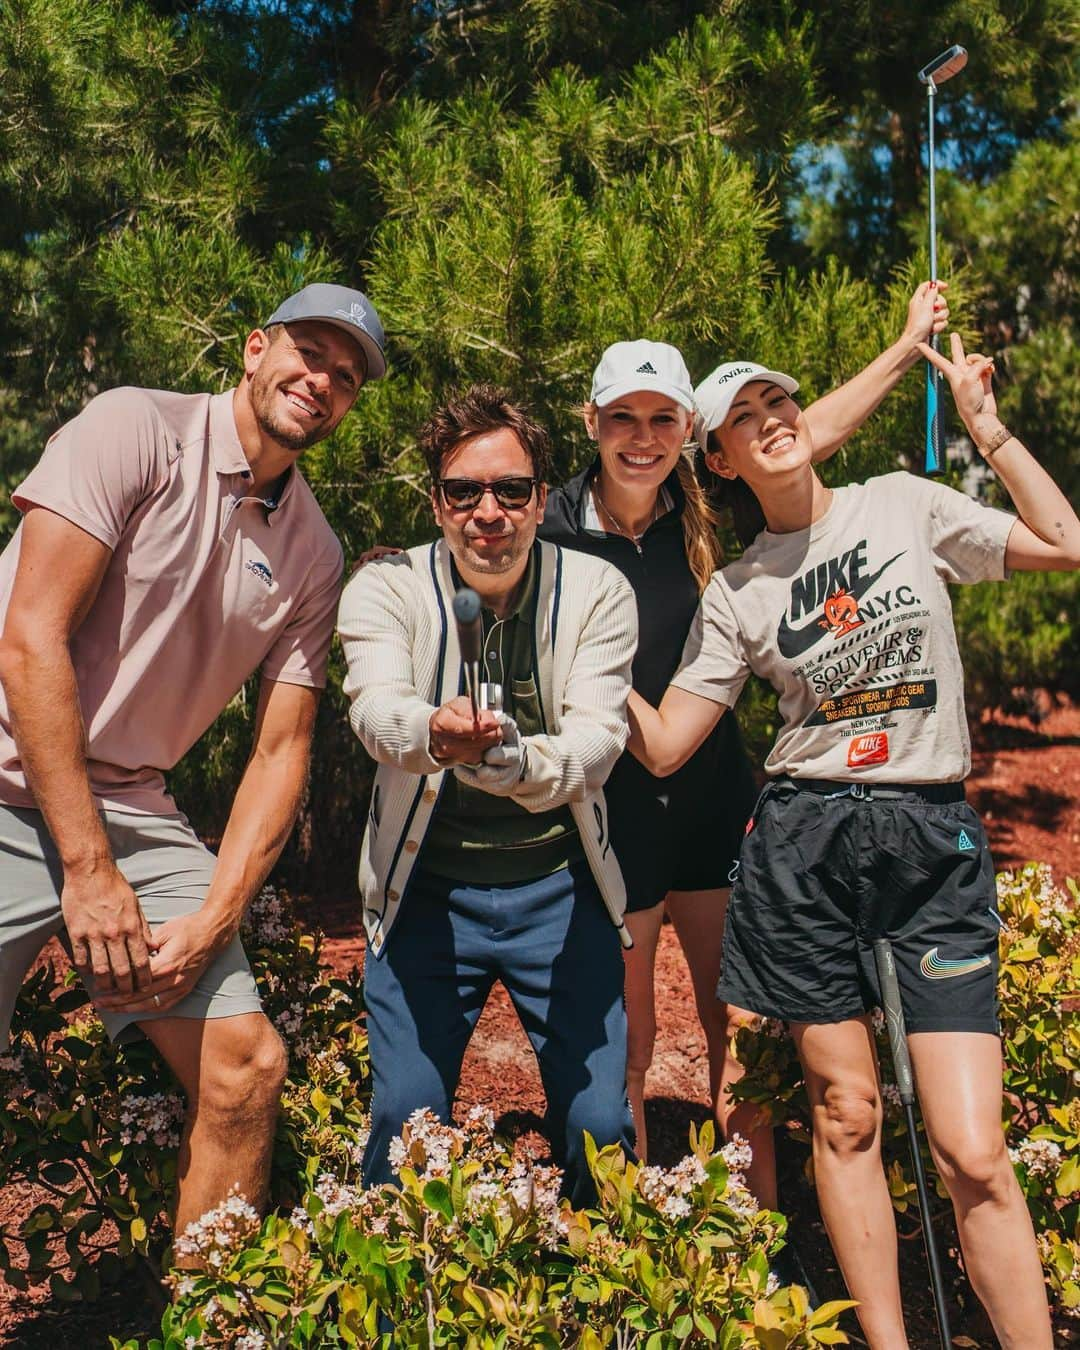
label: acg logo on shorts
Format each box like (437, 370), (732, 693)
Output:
(847, 732), (889, 768)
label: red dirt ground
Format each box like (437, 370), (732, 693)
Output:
(2, 701), (1077, 1347)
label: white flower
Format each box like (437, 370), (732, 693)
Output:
(312, 1172), (362, 1218)
(639, 1152), (709, 1216)
(726, 1185), (759, 1220)
(174, 1187), (260, 1266)
(720, 1135), (754, 1184)
(242, 884), (291, 944)
(119, 1091), (184, 1149)
(1009, 1136), (1064, 1181)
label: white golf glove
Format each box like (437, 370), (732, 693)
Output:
(454, 712), (528, 795)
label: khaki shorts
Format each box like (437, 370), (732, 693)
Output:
(0, 804), (263, 1047)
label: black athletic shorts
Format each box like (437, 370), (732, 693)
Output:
(605, 716), (758, 913)
(716, 778), (1001, 1034)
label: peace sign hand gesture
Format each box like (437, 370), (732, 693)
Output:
(916, 332), (997, 430)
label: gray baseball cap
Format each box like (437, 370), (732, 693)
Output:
(265, 283), (387, 380)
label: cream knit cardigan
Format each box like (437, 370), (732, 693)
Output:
(337, 539), (638, 955)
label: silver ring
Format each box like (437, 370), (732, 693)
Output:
(153, 994), (161, 1008)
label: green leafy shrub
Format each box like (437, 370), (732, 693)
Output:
(0, 886), (369, 1302)
(730, 863), (1080, 1318)
(5, 870), (1075, 1342)
(951, 572), (1080, 710)
(114, 1113), (852, 1349)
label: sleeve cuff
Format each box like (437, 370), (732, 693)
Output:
(407, 700), (443, 775)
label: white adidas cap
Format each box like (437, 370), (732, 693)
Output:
(692, 361), (799, 453)
(589, 340), (695, 412)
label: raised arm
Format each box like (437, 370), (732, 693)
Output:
(920, 334), (1080, 572)
(0, 507), (156, 1000)
(805, 281), (949, 461)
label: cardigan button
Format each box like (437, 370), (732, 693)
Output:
(387, 888), (400, 903)
(404, 840), (419, 853)
(422, 788), (437, 803)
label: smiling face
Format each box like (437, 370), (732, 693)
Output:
(587, 391), (692, 496)
(244, 320), (365, 452)
(706, 381), (812, 490)
(432, 426), (548, 581)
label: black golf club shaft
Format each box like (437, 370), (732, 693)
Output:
(925, 80), (945, 476)
(918, 44), (966, 476)
(873, 938), (953, 1348)
(452, 587), (483, 721)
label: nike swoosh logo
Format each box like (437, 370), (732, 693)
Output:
(919, 948), (991, 980)
(776, 550), (907, 659)
(848, 746), (883, 765)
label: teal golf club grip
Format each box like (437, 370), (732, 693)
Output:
(925, 345), (944, 476)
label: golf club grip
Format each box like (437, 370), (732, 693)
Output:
(873, 938), (915, 1104)
(452, 588), (483, 665)
(925, 340), (944, 476)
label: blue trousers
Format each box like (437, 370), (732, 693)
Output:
(362, 861), (634, 1206)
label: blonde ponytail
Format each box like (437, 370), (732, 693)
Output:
(674, 453), (722, 593)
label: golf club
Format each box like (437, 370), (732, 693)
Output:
(872, 937), (953, 1348)
(452, 586), (483, 721)
(918, 43), (968, 475)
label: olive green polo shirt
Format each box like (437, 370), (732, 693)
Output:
(421, 549), (584, 883)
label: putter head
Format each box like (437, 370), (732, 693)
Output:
(918, 44), (968, 85)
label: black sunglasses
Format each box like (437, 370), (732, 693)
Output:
(437, 476), (538, 510)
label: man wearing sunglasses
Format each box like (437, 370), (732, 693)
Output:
(338, 383), (639, 1203)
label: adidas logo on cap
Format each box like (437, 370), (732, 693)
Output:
(589, 340), (694, 409)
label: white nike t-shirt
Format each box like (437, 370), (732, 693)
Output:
(672, 472), (1015, 783)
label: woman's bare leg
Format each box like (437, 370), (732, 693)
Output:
(667, 887), (777, 1208)
(621, 903), (666, 1162)
(792, 1017), (908, 1349)
(910, 1031), (1052, 1348)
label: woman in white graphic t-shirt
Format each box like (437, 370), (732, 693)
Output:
(628, 330), (1077, 1349)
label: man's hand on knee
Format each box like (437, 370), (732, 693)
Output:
(61, 862), (156, 1001)
(94, 909), (222, 1014)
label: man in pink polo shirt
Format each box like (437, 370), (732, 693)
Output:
(0, 283), (384, 1248)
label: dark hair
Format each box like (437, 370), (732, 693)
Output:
(418, 384), (552, 484)
(693, 444), (767, 549)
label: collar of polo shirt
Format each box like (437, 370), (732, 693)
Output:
(209, 391), (297, 524)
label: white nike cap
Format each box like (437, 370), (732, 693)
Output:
(589, 340), (695, 412)
(692, 361), (799, 454)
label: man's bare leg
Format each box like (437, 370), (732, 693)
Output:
(140, 1012), (288, 1251)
